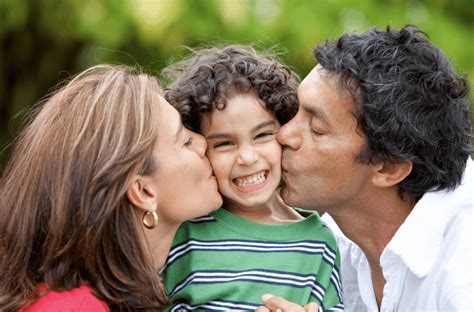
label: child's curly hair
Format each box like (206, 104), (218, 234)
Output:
(163, 45), (299, 132)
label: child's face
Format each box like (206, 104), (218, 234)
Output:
(201, 92), (282, 209)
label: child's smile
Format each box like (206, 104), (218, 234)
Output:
(233, 169), (269, 192)
(201, 92), (282, 210)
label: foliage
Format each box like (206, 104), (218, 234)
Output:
(1, 0), (473, 171)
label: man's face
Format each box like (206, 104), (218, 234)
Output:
(277, 65), (374, 213)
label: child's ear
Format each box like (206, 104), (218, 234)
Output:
(126, 176), (158, 212)
(372, 160), (413, 188)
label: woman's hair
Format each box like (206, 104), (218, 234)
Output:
(0, 65), (168, 311)
(162, 45), (299, 132)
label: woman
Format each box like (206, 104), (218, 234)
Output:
(0, 64), (222, 311)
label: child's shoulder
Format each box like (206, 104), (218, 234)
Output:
(172, 209), (224, 243)
(293, 207), (318, 218)
(293, 208), (339, 245)
(183, 214), (219, 227)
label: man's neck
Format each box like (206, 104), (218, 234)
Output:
(329, 189), (415, 308)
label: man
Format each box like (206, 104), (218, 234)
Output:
(258, 25), (473, 311)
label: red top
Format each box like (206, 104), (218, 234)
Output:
(20, 284), (110, 312)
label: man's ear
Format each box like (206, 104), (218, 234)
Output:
(126, 176), (158, 212)
(372, 160), (413, 188)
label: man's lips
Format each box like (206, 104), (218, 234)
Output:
(281, 165), (292, 184)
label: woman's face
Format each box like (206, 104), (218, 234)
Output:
(149, 96), (222, 223)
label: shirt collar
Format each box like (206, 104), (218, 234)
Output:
(382, 158), (473, 277)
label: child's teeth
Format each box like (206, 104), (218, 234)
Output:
(235, 171), (266, 187)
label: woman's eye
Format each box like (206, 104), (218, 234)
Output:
(184, 137), (193, 146)
(255, 132), (274, 139)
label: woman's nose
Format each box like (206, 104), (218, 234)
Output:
(192, 132), (207, 157)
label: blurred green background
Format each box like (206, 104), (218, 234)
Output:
(1, 0), (473, 172)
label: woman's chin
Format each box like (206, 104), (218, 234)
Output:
(211, 196), (224, 211)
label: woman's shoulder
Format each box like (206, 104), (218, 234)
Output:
(21, 284), (110, 312)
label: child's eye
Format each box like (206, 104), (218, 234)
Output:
(214, 141), (233, 148)
(255, 132), (274, 139)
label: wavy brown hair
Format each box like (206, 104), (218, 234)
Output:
(162, 45), (299, 132)
(0, 65), (168, 311)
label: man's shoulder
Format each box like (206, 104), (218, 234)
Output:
(320, 213), (354, 248)
(438, 206), (473, 267)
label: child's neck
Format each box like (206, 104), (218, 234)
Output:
(224, 193), (304, 224)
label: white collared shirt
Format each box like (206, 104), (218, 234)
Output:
(323, 158), (474, 312)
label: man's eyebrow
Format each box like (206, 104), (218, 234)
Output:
(304, 105), (330, 126)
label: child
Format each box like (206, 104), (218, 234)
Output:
(162, 46), (343, 311)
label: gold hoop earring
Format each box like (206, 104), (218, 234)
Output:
(142, 211), (159, 229)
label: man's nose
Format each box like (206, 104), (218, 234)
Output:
(277, 118), (302, 150)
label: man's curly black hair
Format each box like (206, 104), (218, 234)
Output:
(314, 25), (472, 200)
(163, 45), (299, 132)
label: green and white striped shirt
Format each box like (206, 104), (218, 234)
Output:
(162, 208), (344, 311)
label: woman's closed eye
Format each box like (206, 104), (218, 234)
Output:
(184, 137), (193, 146)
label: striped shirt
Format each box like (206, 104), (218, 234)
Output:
(162, 208), (343, 311)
